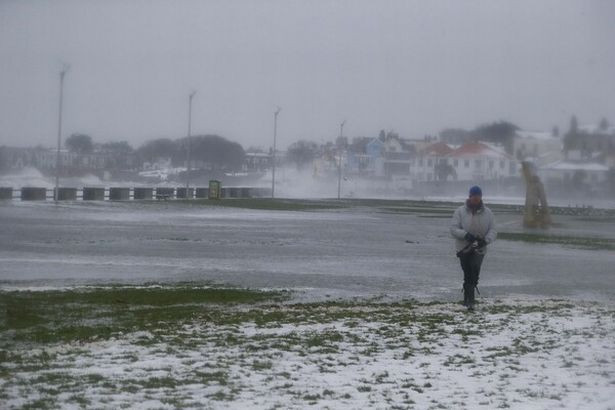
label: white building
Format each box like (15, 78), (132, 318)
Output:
(243, 152), (272, 172)
(410, 142), (455, 182)
(539, 160), (610, 187)
(447, 142), (517, 181)
(513, 130), (563, 165)
(407, 142), (517, 183)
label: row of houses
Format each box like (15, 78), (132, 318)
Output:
(243, 127), (613, 191)
(315, 125), (614, 190)
(4, 122), (614, 191)
(342, 138), (517, 182)
(0, 146), (137, 172)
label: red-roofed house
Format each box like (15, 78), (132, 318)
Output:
(423, 142), (455, 157)
(410, 142), (456, 182)
(447, 142), (517, 181)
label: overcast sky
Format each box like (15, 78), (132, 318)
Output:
(1, 0), (614, 149)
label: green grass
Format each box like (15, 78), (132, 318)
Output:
(177, 198), (347, 211)
(2, 284), (285, 307)
(377, 207), (455, 217)
(498, 232), (615, 251)
(0, 287), (600, 352)
(0, 287), (523, 348)
(0, 285), (288, 344)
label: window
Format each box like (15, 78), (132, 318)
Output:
(464, 159), (470, 168)
(489, 160), (494, 169)
(453, 159), (459, 167)
(475, 159), (482, 168)
(500, 160), (505, 169)
(419, 159), (423, 167)
(427, 159), (433, 167)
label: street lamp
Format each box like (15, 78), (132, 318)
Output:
(54, 65), (69, 201)
(337, 120), (346, 200)
(272, 107), (281, 198)
(186, 91), (196, 197)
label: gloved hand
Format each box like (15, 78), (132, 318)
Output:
(464, 232), (476, 242)
(477, 238), (487, 248)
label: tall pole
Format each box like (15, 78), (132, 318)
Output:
(272, 107), (281, 198)
(337, 120), (346, 200)
(186, 91), (196, 197)
(54, 66), (69, 201)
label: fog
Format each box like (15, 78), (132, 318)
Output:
(2, 3), (615, 406)
(1, 0), (615, 149)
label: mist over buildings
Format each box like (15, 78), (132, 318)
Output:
(1, 0), (614, 202)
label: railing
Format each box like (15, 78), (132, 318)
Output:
(0, 186), (272, 201)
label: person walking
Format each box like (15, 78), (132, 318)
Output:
(450, 186), (497, 311)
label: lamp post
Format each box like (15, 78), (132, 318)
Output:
(337, 120), (346, 200)
(186, 91), (196, 197)
(54, 65), (69, 201)
(272, 107), (281, 198)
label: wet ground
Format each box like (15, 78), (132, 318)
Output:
(0, 199), (613, 301)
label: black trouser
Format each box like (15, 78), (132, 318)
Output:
(459, 251), (484, 304)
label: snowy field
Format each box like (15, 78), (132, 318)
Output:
(1, 199), (614, 408)
(1, 287), (614, 409)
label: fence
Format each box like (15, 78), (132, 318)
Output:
(0, 186), (271, 201)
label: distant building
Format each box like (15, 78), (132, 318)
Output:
(410, 142), (455, 182)
(539, 160), (610, 188)
(355, 138), (385, 176)
(564, 123), (615, 159)
(408, 141), (516, 183)
(0, 146), (135, 173)
(513, 130), (563, 165)
(381, 137), (412, 177)
(447, 142), (517, 181)
(0, 146), (45, 170)
(243, 152), (272, 173)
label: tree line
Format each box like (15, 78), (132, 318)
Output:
(64, 133), (245, 171)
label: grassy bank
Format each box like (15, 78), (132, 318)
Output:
(1, 285), (288, 345)
(498, 232), (615, 251)
(169, 197), (615, 219)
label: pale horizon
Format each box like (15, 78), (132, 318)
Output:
(1, 0), (614, 150)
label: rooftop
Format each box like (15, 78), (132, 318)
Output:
(541, 160), (609, 172)
(517, 130), (559, 140)
(421, 142), (454, 156)
(448, 142), (510, 159)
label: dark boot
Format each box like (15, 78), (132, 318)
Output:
(463, 284), (472, 309)
(467, 285), (475, 311)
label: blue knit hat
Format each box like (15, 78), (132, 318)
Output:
(469, 185), (482, 197)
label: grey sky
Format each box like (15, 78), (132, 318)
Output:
(1, 0), (614, 149)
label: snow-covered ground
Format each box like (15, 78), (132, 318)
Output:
(2, 298), (614, 409)
(1, 200), (613, 408)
